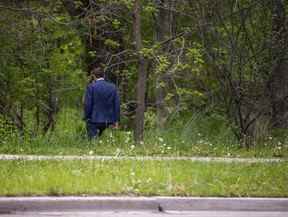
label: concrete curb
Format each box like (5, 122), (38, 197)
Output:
(0, 154), (287, 163)
(0, 197), (159, 213)
(157, 197), (288, 211)
(0, 197), (288, 213)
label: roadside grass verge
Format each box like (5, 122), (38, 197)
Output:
(0, 160), (287, 197)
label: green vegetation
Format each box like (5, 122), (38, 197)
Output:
(1, 160), (287, 197)
(1, 1), (287, 199)
(1, 0), (288, 149)
(1, 109), (288, 158)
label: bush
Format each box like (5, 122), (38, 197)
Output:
(0, 115), (16, 145)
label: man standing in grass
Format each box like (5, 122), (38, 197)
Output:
(84, 67), (120, 139)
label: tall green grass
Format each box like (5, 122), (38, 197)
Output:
(0, 108), (287, 158)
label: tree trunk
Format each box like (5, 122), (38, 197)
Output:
(268, 0), (288, 128)
(133, 0), (147, 142)
(43, 78), (58, 134)
(155, 0), (175, 128)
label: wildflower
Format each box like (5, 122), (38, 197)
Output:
(158, 137), (164, 142)
(89, 150), (94, 155)
(115, 148), (121, 156)
(147, 178), (152, 183)
(198, 139), (204, 144)
(167, 146), (172, 150)
(125, 137), (130, 143)
(130, 145), (135, 150)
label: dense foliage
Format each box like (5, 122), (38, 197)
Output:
(1, 0), (288, 150)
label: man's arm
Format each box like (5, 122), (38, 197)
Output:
(84, 85), (93, 121)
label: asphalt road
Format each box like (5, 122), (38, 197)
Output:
(1, 211), (287, 217)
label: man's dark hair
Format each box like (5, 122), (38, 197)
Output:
(90, 67), (104, 78)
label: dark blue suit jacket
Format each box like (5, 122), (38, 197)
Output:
(84, 79), (120, 124)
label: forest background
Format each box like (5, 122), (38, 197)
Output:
(1, 0), (288, 157)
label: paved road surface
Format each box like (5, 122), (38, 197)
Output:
(1, 211), (287, 217)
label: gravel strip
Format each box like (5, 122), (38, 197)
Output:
(0, 154), (286, 163)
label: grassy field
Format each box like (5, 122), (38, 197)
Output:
(1, 108), (288, 158)
(0, 160), (287, 197)
(1, 128), (287, 158)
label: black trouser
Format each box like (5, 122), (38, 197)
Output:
(86, 122), (111, 139)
